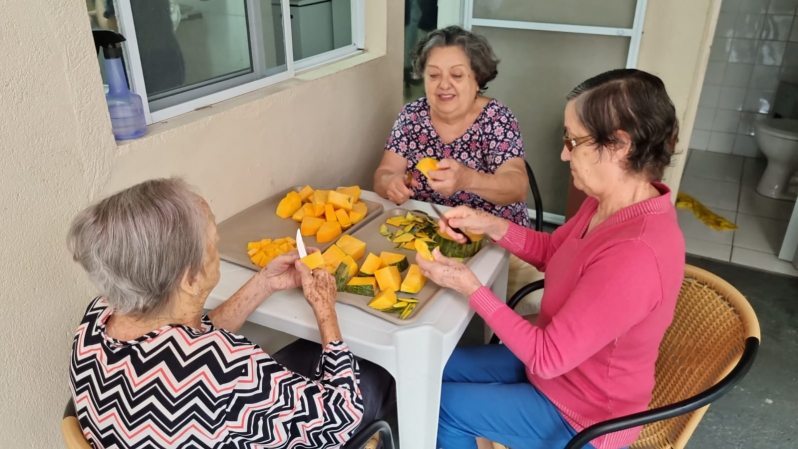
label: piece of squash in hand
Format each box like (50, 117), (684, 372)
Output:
(416, 158), (439, 179)
(375, 265), (402, 292)
(336, 235), (367, 261)
(433, 229), (484, 258)
(324, 204), (337, 222)
(298, 185), (315, 202)
(379, 251), (409, 272)
(301, 251), (325, 270)
(327, 190), (354, 211)
(335, 209), (352, 229)
(276, 192), (302, 218)
(300, 216), (325, 236)
(316, 221), (342, 243)
(400, 264), (426, 294)
(322, 244), (347, 267)
(345, 276), (378, 296)
(337, 186), (362, 203)
(415, 239), (434, 261)
(358, 253), (382, 277)
(368, 289), (398, 311)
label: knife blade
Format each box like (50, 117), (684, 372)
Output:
(295, 229), (308, 259)
(430, 204), (472, 244)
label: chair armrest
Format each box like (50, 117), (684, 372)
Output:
(564, 337), (760, 449)
(489, 279), (545, 345)
(343, 420), (394, 449)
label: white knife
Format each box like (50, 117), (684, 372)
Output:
(295, 228), (308, 259)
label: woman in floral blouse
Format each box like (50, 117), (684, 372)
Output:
(375, 26), (530, 227)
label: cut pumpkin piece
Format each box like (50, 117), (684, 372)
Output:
(368, 289), (398, 311)
(337, 186), (362, 203)
(302, 203), (317, 218)
(386, 216), (405, 227)
(400, 264), (426, 294)
(352, 201), (368, 217)
(392, 233), (415, 243)
(247, 241), (262, 251)
(416, 157), (439, 178)
(337, 255), (359, 278)
(345, 276), (378, 296)
(336, 235), (367, 261)
(401, 241), (416, 250)
(324, 204), (337, 222)
(335, 209), (352, 229)
(399, 302), (417, 320)
(300, 216), (325, 236)
(247, 247), (260, 258)
(415, 239), (434, 261)
(301, 251), (325, 270)
(358, 253), (382, 277)
(322, 244), (347, 267)
(298, 185), (315, 202)
(316, 221), (342, 243)
(379, 252), (409, 272)
(349, 210), (365, 225)
(333, 257), (357, 291)
(327, 190), (354, 211)
(292, 206), (306, 223)
(276, 193), (302, 218)
(312, 190), (329, 206)
(434, 229), (484, 258)
(379, 224), (391, 237)
(375, 265), (402, 292)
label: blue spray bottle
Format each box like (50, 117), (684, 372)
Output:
(92, 30), (147, 140)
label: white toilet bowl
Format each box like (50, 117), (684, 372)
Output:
(753, 118), (798, 200)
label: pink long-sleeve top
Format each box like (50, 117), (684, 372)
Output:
(470, 183), (685, 449)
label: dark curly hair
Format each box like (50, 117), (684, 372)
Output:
(567, 69), (680, 181)
(411, 26), (500, 92)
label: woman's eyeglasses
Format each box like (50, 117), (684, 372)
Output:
(563, 130), (593, 152)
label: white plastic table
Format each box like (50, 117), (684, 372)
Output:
(206, 191), (510, 448)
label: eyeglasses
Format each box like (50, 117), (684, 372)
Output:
(563, 130), (593, 152)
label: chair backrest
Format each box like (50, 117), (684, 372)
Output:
(524, 160), (544, 232)
(631, 265), (761, 449)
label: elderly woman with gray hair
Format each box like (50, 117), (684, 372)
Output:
(375, 25), (530, 227)
(67, 178), (394, 448)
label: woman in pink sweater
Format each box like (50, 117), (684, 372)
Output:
(416, 69), (685, 449)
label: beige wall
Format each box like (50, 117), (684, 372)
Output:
(0, 0), (402, 446)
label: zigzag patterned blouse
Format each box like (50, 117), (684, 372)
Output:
(70, 298), (364, 448)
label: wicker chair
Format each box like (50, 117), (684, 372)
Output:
(491, 264), (761, 449)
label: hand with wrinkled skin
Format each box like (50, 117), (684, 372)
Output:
(438, 206), (509, 243)
(427, 158), (475, 197)
(295, 259), (343, 345)
(415, 247), (482, 297)
(260, 248), (318, 292)
(386, 173), (420, 205)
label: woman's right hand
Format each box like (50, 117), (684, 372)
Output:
(295, 260), (338, 313)
(441, 206), (510, 242)
(385, 174), (418, 205)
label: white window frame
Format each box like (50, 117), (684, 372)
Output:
(115, 0), (365, 125)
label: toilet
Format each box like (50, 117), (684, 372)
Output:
(754, 81), (798, 200)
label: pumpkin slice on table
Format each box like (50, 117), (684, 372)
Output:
(316, 221), (342, 243)
(335, 209), (352, 229)
(300, 216), (325, 236)
(391, 233), (415, 244)
(298, 185), (315, 202)
(399, 302), (417, 320)
(379, 251), (409, 272)
(345, 276), (378, 296)
(352, 201), (368, 217)
(434, 229), (483, 258)
(301, 252), (325, 270)
(374, 265), (402, 292)
(336, 235), (367, 261)
(332, 256), (358, 291)
(386, 216), (405, 227)
(322, 245), (347, 267)
(368, 289), (398, 311)
(276, 191), (302, 218)
(312, 190), (329, 216)
(400, 264), (426, 294)
(416, 158), (439, 179)
(327, 190), (354, 211)
(337, 186), (362, 203)
(358, 253), (382, 277)
(302, 203), (317, 218)
(348, 210), (364, 225)
(292, 206), (306, 223)
(324, 204), (337, 222)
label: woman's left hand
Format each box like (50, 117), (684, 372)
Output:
(428, 158), (475, 197)
(262, 248), (320, 292)
(415, 248), (483, 297)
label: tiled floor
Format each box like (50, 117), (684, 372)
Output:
(679, 150), (798, 276)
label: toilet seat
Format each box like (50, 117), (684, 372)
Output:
(756, 118), (798, 141)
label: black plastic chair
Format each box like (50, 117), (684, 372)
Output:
(525, 160), (544, 233)
(488, 266), (761, 449)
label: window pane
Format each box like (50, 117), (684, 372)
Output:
(288, 0), (353, 60)
(472, 27), (629, 215)
(130, 0), (287, 112)
(473, 0), (637, 29)
(403, 0), (436, 103)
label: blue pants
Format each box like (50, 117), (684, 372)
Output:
(437, 345), (597, 449)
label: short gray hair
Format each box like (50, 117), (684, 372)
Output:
(67, 178), (207, 316)
(411, 26), (500, 92)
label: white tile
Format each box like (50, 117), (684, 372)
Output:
(779, 65), (798, 83)
(760, 15), (794, 41)
(713, 109), (742, 132)
(717, 12), (739, 38)
(749, 64), (781, 89)
(790, 20), (798, 42)
(734, 213), (790, 252)
(757, 40), (787, 65)
(723, 63), (756, 87)
(700, 85), (723, 108)
(738, 111), (757, 134)
(685, 149), (745, 182)
(769, 0), (798, 14)
(738, 185), (797, 220)
(731, 247), (798, 275)
(742, 156), (768, 186)
(740, 0), (771, 13)
(730, 40), (760, 64)
(695, 107), (717, 130)
(743, 88), (775, 113)
(678, 207), (737, 245)
(723, 0), (743, 13)
(689, 130), (711, 150)
(735, 13), (766, 38)
(685, 237), (734, 261)
(781, 42), (798, 66)
(679, 175), (741, 210)
(705, 62), (728, 84)
(718, 86), (748, 110)
(710, 38), (734, 62)
(708, 131), (738, 154)
(733, 134), (761, 156)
